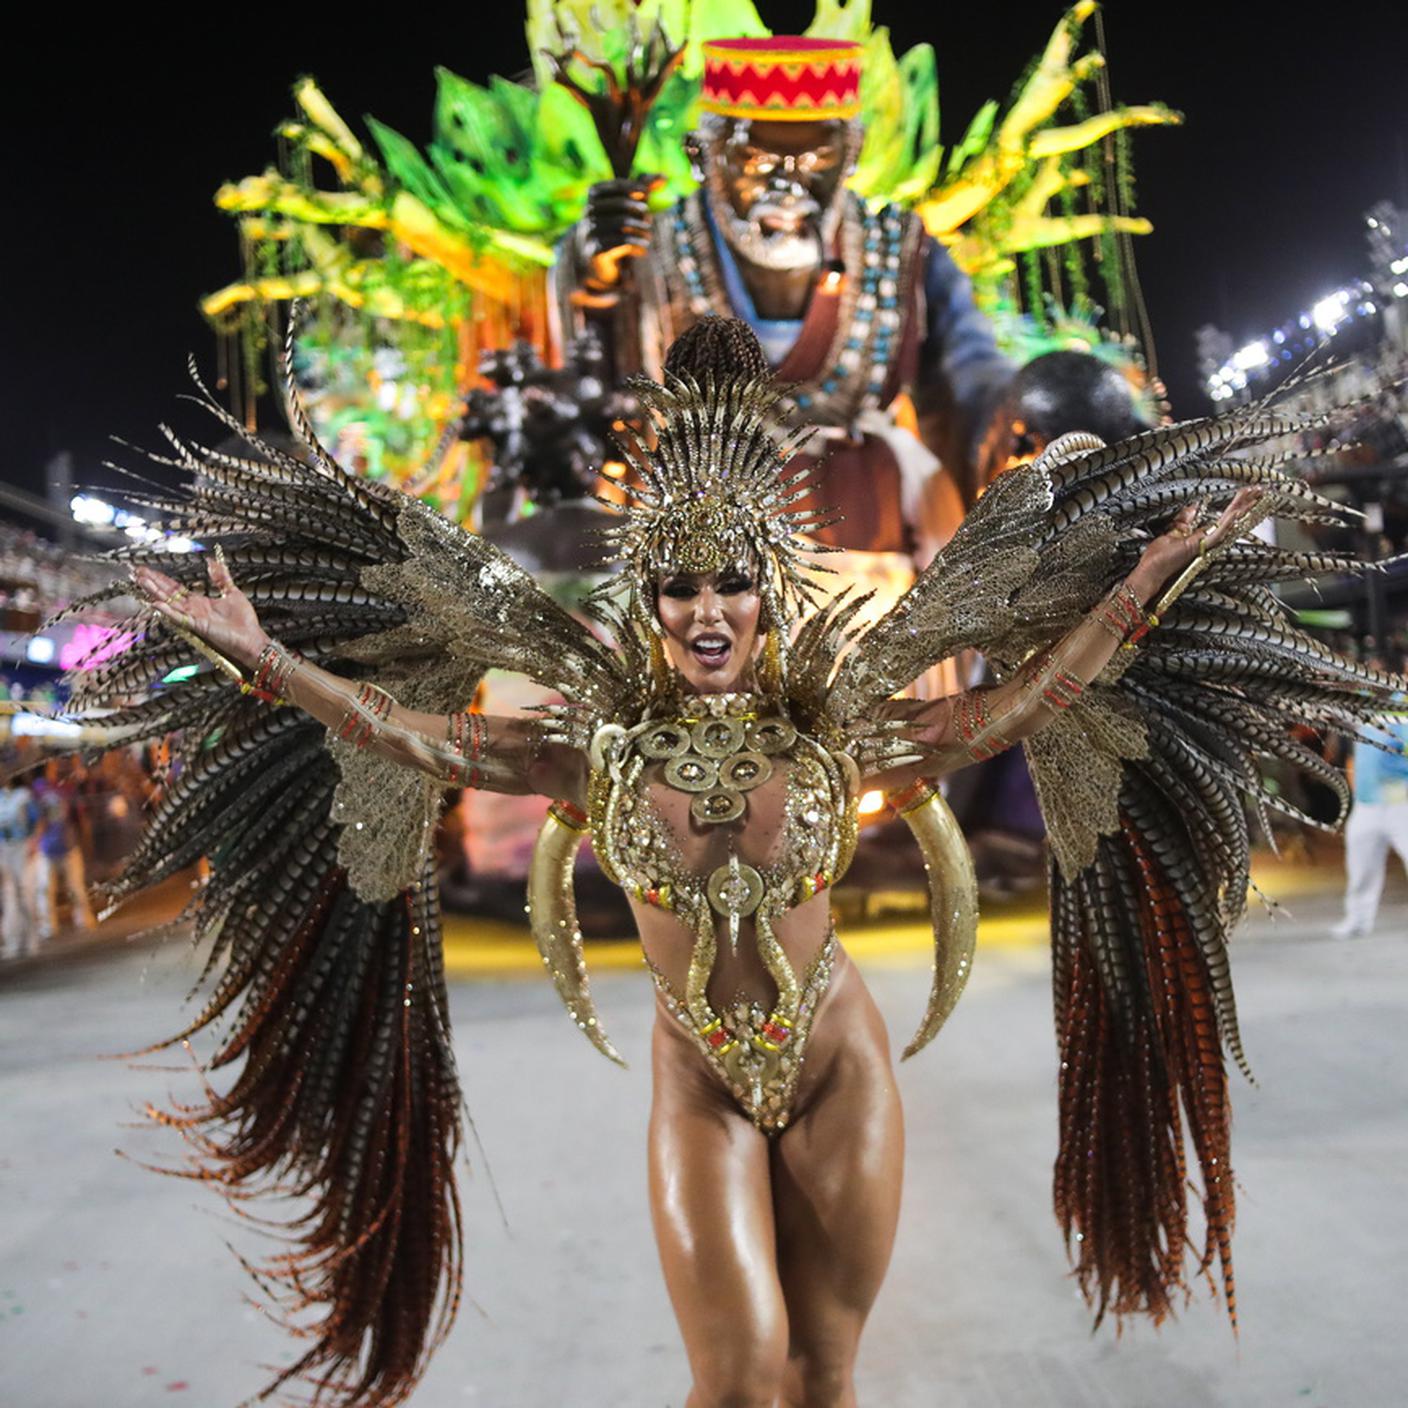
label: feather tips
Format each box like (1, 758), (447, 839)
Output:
(62, 357), (489, 1406)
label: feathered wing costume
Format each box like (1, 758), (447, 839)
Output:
(58, 355), (635, 1405)
(806, 403), (1403, 1326)
(62, 346), (1400, 1401)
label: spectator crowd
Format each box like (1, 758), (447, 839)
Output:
(0, 748), (151, 960)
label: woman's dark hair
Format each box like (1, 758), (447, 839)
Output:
(663, 315), (770, 385)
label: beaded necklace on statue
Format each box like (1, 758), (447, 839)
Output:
(664, 192), (912, 427)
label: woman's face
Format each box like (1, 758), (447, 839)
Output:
(656, 565), (763, 693)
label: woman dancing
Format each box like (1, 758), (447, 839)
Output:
(70, 316), (1399, 1405)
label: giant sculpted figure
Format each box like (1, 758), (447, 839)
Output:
(555, 36), (1012, 589)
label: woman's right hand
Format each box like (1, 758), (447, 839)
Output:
(132, 557), (269, 670)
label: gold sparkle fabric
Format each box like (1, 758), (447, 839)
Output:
(583, 689), (857, 1131)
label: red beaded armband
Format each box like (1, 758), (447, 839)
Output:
(954, 691), (1010, 763)
(335, 682), (394, 749)
(1041, 670), (1085, 711)
(1097, 582), (1157, 650)
(445, 711), (488, 787)
(244, 640), (302, 705)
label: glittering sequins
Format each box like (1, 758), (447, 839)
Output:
(706, 854), (764, 920)
(664, 754), (719, 792)
(592, 692), (856, 1129)
(639, 722), (691, 760)
(720, 751), (771, 790)
(654, 701), (787, 820)
(692, 789), (745, 824)
(746, 718), (797, 754)
(691, 717), (746, 757)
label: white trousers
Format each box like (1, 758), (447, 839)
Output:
(1342, 801), (1408, 932)
(0, 842), (33, 956)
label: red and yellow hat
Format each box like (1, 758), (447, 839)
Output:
(700, 36), (863, 122)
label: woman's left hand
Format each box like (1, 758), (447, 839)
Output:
(1129, 487), (1266, 600)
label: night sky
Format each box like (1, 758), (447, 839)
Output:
(6, 3), (1405, 503)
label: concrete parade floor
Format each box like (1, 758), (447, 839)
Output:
(1, 888), (1406, 1407)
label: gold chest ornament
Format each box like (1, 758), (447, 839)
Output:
(525, 694), (980, 1097)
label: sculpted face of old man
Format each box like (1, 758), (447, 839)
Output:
(689, 115), (856, 276)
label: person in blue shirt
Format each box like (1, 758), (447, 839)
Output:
(1334, 663), (1408, 937)
(30, 760), (97, 940)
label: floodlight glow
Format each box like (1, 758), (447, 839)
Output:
(1232, 341), (1268, 371)
(70, 494), (116, 527)
(1312, 292), (1350, 333)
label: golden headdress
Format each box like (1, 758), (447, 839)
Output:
(598, 318), (838, 631)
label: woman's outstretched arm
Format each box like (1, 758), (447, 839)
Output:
(866, 489), (1263, 790)
(133, 558), (585, 803)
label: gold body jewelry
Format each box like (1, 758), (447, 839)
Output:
(885, 780), (979, 1059)
(525, 799), (625, 1066)
(546, 691), (859, 1132)
(528, 682), (983, 1129)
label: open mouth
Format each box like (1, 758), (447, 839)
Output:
(759, 210), (806, 235)
(690, 634), (732, 669)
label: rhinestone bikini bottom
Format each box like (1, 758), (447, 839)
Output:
(648, 931), (837, 1134)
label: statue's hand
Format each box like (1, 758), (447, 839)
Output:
(582, 177), (660, 289)
(132, 557), (270, 670)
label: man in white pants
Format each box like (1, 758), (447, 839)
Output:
(1334, 677), (1408, 939)
(0, 777), (37, 958)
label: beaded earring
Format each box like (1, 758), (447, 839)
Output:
(648, 631), (674, 696)
(754, 590), (788, 697)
